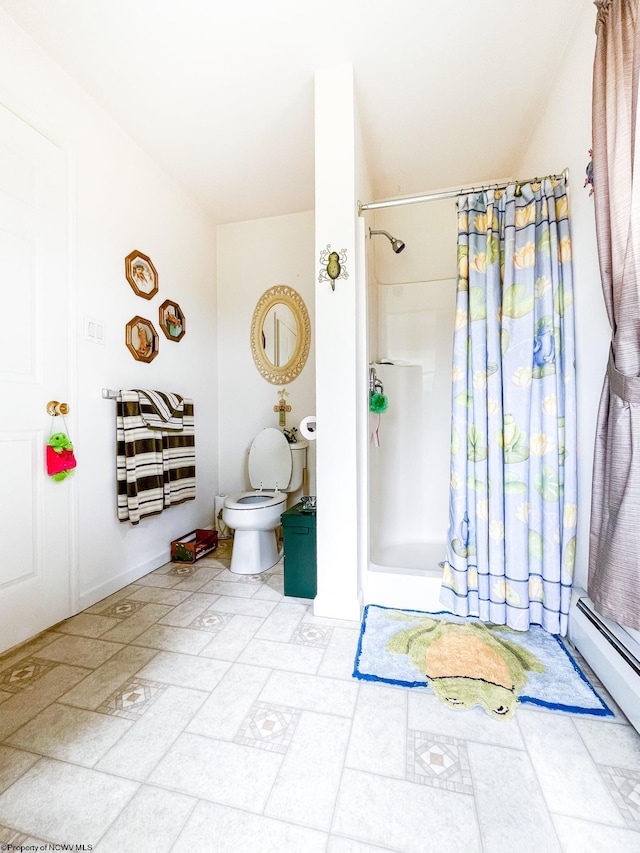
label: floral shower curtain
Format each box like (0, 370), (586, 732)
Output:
(440, 178), (577, 635)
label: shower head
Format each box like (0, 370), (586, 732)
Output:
(369, 228), (406, 254)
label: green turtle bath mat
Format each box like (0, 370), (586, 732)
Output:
(353, 604), (613, 721)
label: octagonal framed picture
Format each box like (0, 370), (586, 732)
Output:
(125, 250), (158, 300)
(125, 315), (159, 363)
(159, 299), (186, 342)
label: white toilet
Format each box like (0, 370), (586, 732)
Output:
(222, 427), (308, 575)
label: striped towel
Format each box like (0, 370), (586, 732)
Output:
(135, 389), (186, 431)
(116, 390), (196, 525)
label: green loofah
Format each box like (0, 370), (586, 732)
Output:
(369, 392), (388, 414)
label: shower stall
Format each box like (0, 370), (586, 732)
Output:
(365, 199), (458, 609)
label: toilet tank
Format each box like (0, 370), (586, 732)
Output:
(287, 439), (308, 493)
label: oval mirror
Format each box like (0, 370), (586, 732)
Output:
(250, 285), (311, 384)
(262, 303), (297, 367)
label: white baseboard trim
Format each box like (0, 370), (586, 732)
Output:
(313, 592), (362, 623)
(76, 549), (170, 613)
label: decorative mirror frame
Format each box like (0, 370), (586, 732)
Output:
(250, 285), (311, 384)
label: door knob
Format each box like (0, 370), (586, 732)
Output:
(46, 400), (70, 416)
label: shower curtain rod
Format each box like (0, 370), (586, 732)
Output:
(358, 167), (569, 213)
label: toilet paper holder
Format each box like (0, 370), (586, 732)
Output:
(300, 415), (317, 440)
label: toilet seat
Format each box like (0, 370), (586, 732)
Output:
(223, 490), (286, 511)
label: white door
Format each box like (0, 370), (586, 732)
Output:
(0, 104), (72, 652)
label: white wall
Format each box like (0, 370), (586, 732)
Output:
(371, 201), (458, 287)
(216, 211), (316, 501)
(0, 11), (219, 610)
(515, 3), (608, 592)
(355, 102), (374, 610)
(314, 64), (362, 620)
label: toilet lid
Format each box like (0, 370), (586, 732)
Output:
(248, 428), (292, 489)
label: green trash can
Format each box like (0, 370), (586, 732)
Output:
(281, 502), (317, 599)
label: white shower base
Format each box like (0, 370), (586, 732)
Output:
(366, 541), (446, 612)
(371, 541), (444, 572)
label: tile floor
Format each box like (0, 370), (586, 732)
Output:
(0, 541), (639, 852)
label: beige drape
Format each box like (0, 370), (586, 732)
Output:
(588, 0), (640, 630)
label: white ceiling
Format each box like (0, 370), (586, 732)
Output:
(1, 0), (587, 224)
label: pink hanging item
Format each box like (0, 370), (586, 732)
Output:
(46, 432), (77, 481)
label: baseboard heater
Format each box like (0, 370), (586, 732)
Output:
(569, 594), (640, 733)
